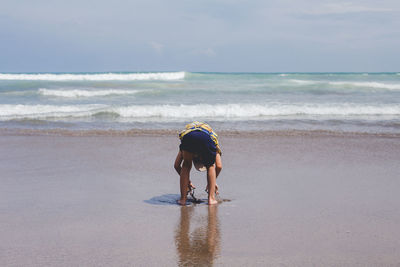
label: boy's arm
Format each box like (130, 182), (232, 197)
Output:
(174, 150), (183, 175)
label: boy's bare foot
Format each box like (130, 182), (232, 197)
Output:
(177, 198), (187, 206)
(208, 198), (218, 205)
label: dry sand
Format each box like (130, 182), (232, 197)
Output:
(1, 132), (399, 266)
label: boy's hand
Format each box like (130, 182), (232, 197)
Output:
(189, 182), (196, 190)
(205, 184), (219, 195)
(187, 181), (196, 195)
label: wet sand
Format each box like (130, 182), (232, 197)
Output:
(1, 132), (400, 266)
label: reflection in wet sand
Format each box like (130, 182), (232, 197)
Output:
(175, 205), (221, 266)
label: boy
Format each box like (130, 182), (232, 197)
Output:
(174, 122), (222, 205)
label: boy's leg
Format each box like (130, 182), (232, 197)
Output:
(206, 154), (222, 193)
(178, 150), (193, 205)
(215, 153), (222, 178)
(207, 165), (218, 205)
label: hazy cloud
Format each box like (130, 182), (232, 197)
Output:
(303, 2), (394, 15)
(149, 41), (164, 54)
(197, 48), (216, 57)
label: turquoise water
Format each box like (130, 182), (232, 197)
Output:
(0, 72), (399, 133)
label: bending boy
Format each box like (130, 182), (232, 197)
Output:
(174, 122), (222, 205)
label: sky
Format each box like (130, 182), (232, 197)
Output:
(1, 0), (399, 72)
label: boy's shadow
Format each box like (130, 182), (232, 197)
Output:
(144, 194), (206, 205)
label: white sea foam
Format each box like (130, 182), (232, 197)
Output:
(1, 103), (399, 121)
(38, 88), (139, 98)
(290, 79), (400, 90)
(289, 79), (319, 85)
(0, 104), (104, 119)
(113, 103), (400, 118)
(0, 72), (185, 81)
(328, 81), (400, 90)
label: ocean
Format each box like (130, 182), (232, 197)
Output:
(0, 72), (399, 133)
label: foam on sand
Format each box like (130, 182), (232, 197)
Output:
(113, 103), (400, 118)
(1, 103), (399, 121)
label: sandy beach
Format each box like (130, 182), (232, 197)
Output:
(1, 131), (400, 266)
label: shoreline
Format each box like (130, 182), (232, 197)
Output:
(1, 127), (399, 138)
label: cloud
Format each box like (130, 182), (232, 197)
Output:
(149, 41), (164, 54)
(200, 48), (216, 57)
(302, 2), (393, 15)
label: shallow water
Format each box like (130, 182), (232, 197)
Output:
(1, 72), (400, 133)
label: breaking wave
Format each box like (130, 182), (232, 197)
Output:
(38, 88), (140, 98)
(0, 72), (185, 81)
(0, 104), (104, 119)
